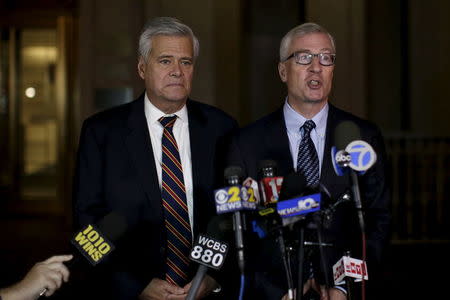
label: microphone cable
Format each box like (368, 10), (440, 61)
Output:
(238, 274), (245, 300)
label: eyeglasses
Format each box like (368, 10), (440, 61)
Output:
(284, 52), (336, 66)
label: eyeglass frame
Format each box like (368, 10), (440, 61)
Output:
(283, 51), (336, 66)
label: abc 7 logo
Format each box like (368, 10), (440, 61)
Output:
(335, 150), (351, 166)
(345, 141), (377, 171)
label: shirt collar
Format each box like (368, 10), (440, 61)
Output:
(144, 93), (188, 125)
(283, 99), (328, 139)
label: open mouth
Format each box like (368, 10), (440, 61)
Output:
(307, 79), (322, 89)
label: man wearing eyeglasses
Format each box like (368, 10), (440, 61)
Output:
(227, 23), (390, 300)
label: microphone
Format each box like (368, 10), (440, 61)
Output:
(39, 212), (128, 297)
(332, 121), (375, 300)
(71, 212), (128, 266)
(332, 120), (378, 232)
(276, 193), (321, 222)
(258, 160), (284, 205)
(276, 173), (333, 299)
(331, 121), (360, 176)
(276, 172), (314, 227)
(186, 216), (231, 300)
(214, 167), (257, 214)
(332, 121), (377, 175)
(332, 254), (368, 285)
(214, 166), (251, 275)
(257, 162), (296, 300)
(243, 177), (261, 206)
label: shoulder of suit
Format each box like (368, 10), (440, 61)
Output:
(236, 108), (283, 136)
(187, 98), (237, 125)
(329, 103), (381, 135)
(82, 97), (141, 131)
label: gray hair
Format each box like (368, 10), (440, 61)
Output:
(279, 22), (336, 62)
(138, 17), (200, 62)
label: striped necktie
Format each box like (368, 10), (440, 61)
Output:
(159, 116), (191, 287)
(296, 120), (319, 187)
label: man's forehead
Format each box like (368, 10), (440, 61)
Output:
(150, 35), (194, 56)
(290, 32), (333, 51)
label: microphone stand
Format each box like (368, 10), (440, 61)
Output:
(345, 251), (354, 300)
(277, 227), (295, 300)
(186, 265), (208, 300)
(296, 226), (305, 300)
(315, 216), (331, 290)
(350, 172), (365, 233)
(349, 171), (367, 300)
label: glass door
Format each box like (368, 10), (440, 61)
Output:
(0, 19), (72, 214)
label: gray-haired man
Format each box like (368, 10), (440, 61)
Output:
(74, 17), (237, 299)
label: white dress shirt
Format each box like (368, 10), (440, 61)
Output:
(283, 100), (329, 176)
(144, 94), (194, 232)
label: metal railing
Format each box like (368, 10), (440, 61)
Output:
(385, 135), (450, 243)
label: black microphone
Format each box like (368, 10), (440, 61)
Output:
(333, 121), (376, 300)
(331, 121), (361, 176)
(277, 172), (316, 227)
(223, 166), (246, 275)
(186, 215), (232, 300)
(278, 172), (308, 201)
(258, 162), (296, 300)
(258, 160), (284, 206)
(39, 212), (128, 297)
(333, 121), (374, 232)
(276, 173), (332, 300)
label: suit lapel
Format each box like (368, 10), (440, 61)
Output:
(264, 108), (294, 175)
(320, 104), (346, 195)
(124, 96), (163, 219)
(186, 100), (208, 234)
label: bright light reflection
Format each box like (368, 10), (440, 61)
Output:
(25, 87), (36, 98)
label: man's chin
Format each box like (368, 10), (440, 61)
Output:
(304, 97), (326, 104)
(164, 93), (189, 103)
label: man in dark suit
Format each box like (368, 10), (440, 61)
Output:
(73, 17), (237, 300)
(227, 23), (390, 299)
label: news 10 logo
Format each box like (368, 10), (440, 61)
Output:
(345, 140), (377, 172)
(214, 185), (257, 214)
(71, 224), (114, 265)
(277, 193), (321, 218)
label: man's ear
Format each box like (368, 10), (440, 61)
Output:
(137, 58), (146, 79)
(278, 62), (287, 82)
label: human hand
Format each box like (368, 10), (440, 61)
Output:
(181, 275), (219, 299)
(139, 278), (186, 300)
(281, 279), (347, 300)
(307, 279), (346, 300)
(281, 278), (313, 300)
(0, 254), (72, 300)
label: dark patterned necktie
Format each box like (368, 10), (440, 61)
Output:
(296, 120), (319, 187)
(159, 116), (191, 287)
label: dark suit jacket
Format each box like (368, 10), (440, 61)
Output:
(73, 94), (237, 299)
(227, 103), (390, 299)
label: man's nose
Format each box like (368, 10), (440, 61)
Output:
(170, 62), (183, 77)
(307, 56), (322, 73)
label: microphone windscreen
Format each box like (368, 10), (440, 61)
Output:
(95, 212), (128, 242)
(224, 166), (244, 180)
(258, 159), (278, 179)
(278, 171), (307, 201)
(206, 215), (233, 240)
(334, 121), (361, 150)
